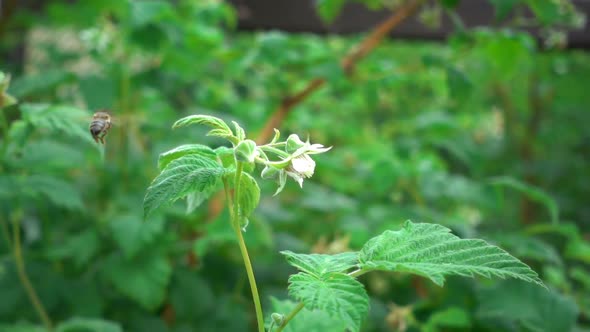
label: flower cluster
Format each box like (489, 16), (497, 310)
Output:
(258, 133), (331, 195)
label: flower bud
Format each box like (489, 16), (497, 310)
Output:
(271, 313), (285, 326)
(286, 134), (306, 153)
(234, 139), (258, 163)
(261, 165), (280, 179)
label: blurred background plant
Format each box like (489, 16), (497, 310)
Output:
(0, 0), (589, 331)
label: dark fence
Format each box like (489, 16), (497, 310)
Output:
(229, 0), (590, 48)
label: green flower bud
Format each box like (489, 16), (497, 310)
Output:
(286, 134), (306, 153)
(234, 139), (258, 163)
(271, 313), (285, 326)
(261, 165), (280, 179)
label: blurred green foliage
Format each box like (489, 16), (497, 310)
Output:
(0, 0), (589, 331)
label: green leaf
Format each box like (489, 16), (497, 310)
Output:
(489, 0), (519, 21)
(359, 221), (544, 287)
(215, 146), (236, 168)
(0, 323), (48, 332)
(56, 317), (122, 332)
(24, 175), (84, 211)
(524, 0), (563, 26)
(158, 144), (216, 170)
(268, 297), (347, 332)
(231, 121), (246, 141)
(45, 229), (100, 268)
(488, 176), (559, 224)
(8, 70), (73, 98)
(19, 103), (94, 145)
(281, 250), (359, 277)
(143, 154), (226, 217)
(130, 0), (174, 27)
(439, 0), (461, 9)
(423, 307), (471, 332)
(477, 280), (578, 332)
(103, 251), (172, 311)
(237, 172), (260, 219)
(172, 114), (233, 140)
(288, 272), (369, 332)
(109, 214), (165, 258)
(316, 0), (346, 23)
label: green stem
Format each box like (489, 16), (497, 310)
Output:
(348, 268), (368, 278)
(11, 215), (53, 330)
(231, 162), (265, 332)
(275, 302), (305, 332)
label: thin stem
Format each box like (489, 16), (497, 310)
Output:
(11, 215), (53, 330)
(348, 268), (368, 278)
(231, 162), (265, 332)
(275, 302), (305, 332)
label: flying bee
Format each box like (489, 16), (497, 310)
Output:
(89, 110), (112, 144)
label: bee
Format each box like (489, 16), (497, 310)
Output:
(89, 110), (112, 144)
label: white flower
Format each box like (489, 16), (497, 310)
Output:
(286, 154), (316, 187)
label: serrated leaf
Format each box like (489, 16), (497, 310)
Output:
(143, 154), (226, 217)
(56, 317), (122, 332)
(281, 250), (359, 277)
(173, 114), (232, 135)
(103, 251), (172, 311)
(237, 172), (260, 219)
(157, 144), (216, 170)
(268, 297), (347, 332)
(359, 221), (544, 287)
(232, 121), (246, 141)
(19, 103), (94, 145)
(207, 128), (234, 139)
(288, 272), (369, 332)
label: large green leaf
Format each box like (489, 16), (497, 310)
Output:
(157, 144), (216, 170)
(281, 250), (359, 277)
(56, 317), (122, 332)
(143, 154), (226, 217)
(288, 272), (369, 332)
(103, 251), (172, 311)
(476, 280), (578, 332)
(359, 221), (544, 287)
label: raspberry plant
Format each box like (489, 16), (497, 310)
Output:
(143, 114), (544, 332)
